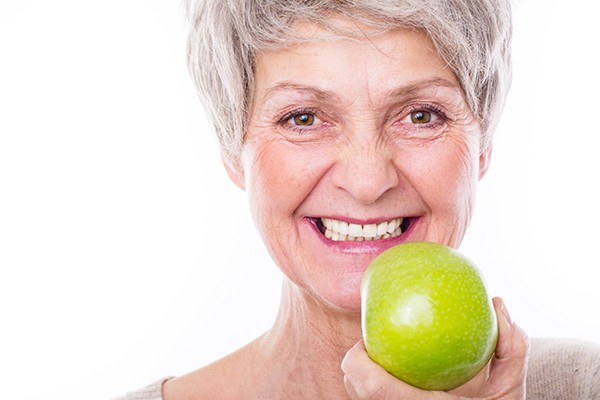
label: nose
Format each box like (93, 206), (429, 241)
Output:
(331, 138), (400, 205)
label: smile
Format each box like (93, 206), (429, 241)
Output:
(317, 217), (409, 241)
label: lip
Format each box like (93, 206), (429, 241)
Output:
(304, 216), (420, 254)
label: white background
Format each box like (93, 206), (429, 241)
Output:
(1, 1), (599, 399)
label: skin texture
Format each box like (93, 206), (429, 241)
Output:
(163, 18), (528, 400)
(233, 23), (489, 314)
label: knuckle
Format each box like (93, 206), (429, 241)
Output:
(514, 325), (531, 359)
(354, 369), (390, 400)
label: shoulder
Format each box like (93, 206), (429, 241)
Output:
(112, 377), (172, 400)
(527, 337), (600, 400)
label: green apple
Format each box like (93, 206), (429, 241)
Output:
(361, 241), (498, 391)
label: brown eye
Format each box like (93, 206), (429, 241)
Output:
(293, 113), (315, 126)
(410, 110), (432, 124)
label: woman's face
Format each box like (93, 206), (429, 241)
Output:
(228, 20), (490, 313)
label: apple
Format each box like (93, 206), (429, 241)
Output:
(361, 241), (498, 391)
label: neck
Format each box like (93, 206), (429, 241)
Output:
(256, 279), (362, 399)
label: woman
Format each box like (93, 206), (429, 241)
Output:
(119, 0), (600, 399)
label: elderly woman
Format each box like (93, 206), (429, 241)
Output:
(119, 0), (600, 399)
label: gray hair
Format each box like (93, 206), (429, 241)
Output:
(185, 0), (512, 160)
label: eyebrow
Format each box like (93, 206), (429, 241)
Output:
(260, 82), (341, 104)
(260, 77), (462, 105)
(386, 78), (461, 99)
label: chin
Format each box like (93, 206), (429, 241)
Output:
(309, 273), (364, 316)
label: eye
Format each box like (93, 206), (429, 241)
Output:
(409, 110), (432, 124)
(293, 113), (316, 126)
(391, 104), (449, 139)
(278, 108), (324, 130)
(276, 107), (335, 141)
(400, 109), (437, 125)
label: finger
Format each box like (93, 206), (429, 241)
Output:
(344, 373), (363, 400)
(486, 297), (530, 395)
(492, 297), (530, 365)
(448, 358), (491, 397)
(341, 340), (450, 400)
(342, 341), (389, 400)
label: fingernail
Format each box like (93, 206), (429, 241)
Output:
(341, 346), (354, 375)
(341, 355), (355, 392)
(493, 296), (512, 325)
(343, 373), (358, 397)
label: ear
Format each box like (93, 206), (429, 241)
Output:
(222, 152), (246, 191)
(478, 144), (493, 181)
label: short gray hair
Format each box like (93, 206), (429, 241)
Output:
(185, 0), (512, 160)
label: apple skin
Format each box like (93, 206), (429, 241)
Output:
(361, 241), (498, 391)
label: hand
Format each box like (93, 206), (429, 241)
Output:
(341, 297), (530, 400)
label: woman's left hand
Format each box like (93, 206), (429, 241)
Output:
(341, 297), (530, 400)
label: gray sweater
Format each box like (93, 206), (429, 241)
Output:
(117, 338), (600, 399)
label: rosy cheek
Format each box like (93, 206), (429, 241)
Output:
(272, 141), (330, 178)
(244, 140), (310, 210)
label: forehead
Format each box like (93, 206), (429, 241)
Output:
(253, 19), (459, 105)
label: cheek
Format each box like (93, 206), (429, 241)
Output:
(243, 139), (330, 220)
(241, 139), (340, 295)
(442, 138), (479, 194)
(405, 135), (480, 216)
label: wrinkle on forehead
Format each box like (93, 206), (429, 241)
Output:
(257, 78), (463, 112)
(253, 24), (459, 101)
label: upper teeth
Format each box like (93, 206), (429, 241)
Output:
(321, 217), (404, 241)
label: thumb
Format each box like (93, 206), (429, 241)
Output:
(487, 297), (530, 391)
(342, 341), (447, 400)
